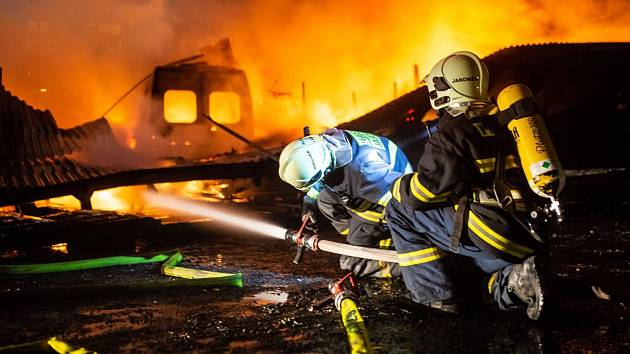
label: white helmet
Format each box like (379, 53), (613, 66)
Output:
(278, 135), (333, 191)
(425, 51), (491, 116)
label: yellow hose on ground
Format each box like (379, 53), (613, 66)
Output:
(0, 337), (95, 353)
(160, 252), (243, 287)
(47, 337), (96, 354)
(339, 297), (373, 354)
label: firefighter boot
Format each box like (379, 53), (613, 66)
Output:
(425, 299), (460, 314)
(507, 256), (544, 320)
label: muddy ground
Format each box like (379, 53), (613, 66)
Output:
(0, 175), (629, 353)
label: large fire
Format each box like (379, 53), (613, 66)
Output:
(2, 1), (630, 212)
(2, 1), (630, 137)
(163, 90), (198, 124)
(35, 180), (238, 213)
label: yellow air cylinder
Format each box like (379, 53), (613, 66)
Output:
(497, 84), (565, 199)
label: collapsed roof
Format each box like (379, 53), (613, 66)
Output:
(0, 76), (277, 207)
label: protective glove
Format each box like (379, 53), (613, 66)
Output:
(339, 256), (401, 278)
(301, 198), (320, 232)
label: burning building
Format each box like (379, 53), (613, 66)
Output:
(1, 2), (630, 352)
(138, 39), (255, 160)
(2, 42), (630, 210)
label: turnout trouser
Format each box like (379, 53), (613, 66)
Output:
(317, 188), (400, 278)
(386, 197), (527, 310)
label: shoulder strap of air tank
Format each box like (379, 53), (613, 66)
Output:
(492, 129), (515, 208)
(450, 193), (469, 254)
(496, 96), (540, 126)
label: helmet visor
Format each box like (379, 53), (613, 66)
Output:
(297, 169), (324, 192)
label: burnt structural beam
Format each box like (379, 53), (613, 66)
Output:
(72, 188), (94, 210)
(0, 159), (279, 207)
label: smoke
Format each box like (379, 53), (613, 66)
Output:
(0, 0), (173, 127)
(1, 0), (630, 144)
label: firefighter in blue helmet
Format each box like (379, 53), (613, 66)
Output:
(386, 51), (552, 320)
(279, 128), (413, 278)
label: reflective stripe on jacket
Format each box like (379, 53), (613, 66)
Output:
(391, 112), (541, 260)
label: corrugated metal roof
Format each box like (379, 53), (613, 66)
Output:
(0, 84), (122, 191)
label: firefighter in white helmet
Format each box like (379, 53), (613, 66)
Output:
(279, 128), (413, 278)
(425, 50), (493, 117)
(386, 51), (555, 319)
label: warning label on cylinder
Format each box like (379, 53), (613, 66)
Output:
(530, 159), (555, 176)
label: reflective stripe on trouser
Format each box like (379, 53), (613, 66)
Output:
(386, 196), (522, 307)
(318, 188), (398, 278)
(452, 204), (536, 261)
(487, 265), (522, 310)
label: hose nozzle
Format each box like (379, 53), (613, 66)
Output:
(328, 273), (358, 311)
(286, 217), (318, 264)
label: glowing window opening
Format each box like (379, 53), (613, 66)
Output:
(164, 90), (197, 124)
(210, 91), (241, 124)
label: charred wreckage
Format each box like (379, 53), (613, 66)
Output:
(1, 43), (629, 353)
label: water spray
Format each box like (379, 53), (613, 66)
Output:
(144, 192), (287, 239)
(143, 192), (399, 263)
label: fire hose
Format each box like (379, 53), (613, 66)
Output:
(0, 337), (96, 354)
(0, 250), (243, 293)
(0, 250), (178, 275)
(144, 192), (400, 264)
(330, 274), (374, 354)
(284, 217), (398, 265)
(308, 273), (375, 354)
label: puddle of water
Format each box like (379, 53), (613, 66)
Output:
(245, 290), (289, 305)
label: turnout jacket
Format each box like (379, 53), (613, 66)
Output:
(391, 111), (542, 260)
(305, 129), (412, 246)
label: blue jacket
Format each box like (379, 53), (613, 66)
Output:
(306, 129), (412, 225)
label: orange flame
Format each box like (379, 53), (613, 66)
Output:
(34, 180), (236, 213)
(36, 186), (147, 213)
(49, 242), (69, 254)
(1, 1), (628, 143)
(3, 2), (630, 214)
(126, 137), (137, 150)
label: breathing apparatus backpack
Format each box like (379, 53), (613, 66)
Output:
(447, 84), (564, 253)
(494, 84), (565, 223)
